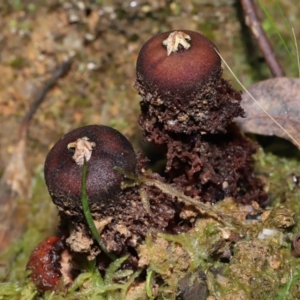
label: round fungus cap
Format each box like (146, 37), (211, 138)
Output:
(136, 30), (221, 96)
(44, 125), (136, 215)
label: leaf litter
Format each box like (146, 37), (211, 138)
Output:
(236, 77), (300, 149)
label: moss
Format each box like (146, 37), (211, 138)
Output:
(8, 56), (26, 69)
(254, 148), (300, 231)
(1, 149), (300, 299)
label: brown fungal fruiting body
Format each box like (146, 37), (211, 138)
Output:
(44, 125), (137, 218)
(136, 30), (267, 205)
(137, 30), (220, 96)
(26, 236), (73, 293)
(45, 125), (178, 258)
(135, 30), (244, 136)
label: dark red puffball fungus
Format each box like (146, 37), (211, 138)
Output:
(44, 125), (179, 257)
(44, 125), (137, 216)
(26, 236), (64, 293)
(135, 30), (244, 136)
(135, 30), (267, 206)
(136, 30), (221, 96)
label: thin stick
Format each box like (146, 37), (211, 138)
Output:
(0, 58), (73, 254)
(19, 59), (72, 137)
(216, 48), (300, 149)
(259, 0), (297, 70)
(240, 0), (284, 77)
(141, 176), (245, 230)
(292, 28), (300, 78)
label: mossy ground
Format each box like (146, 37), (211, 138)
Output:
(2, 148), (300, 300)
(0, 1), (300, 299)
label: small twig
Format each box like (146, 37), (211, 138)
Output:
(19, 58), (72, 137)
(0, 58), (72, 254)
(141, 177), (245, 230)
(115, 167), (246, 230)
(240, 0), (285, 77)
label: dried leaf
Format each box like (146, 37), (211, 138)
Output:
(236, 77), (300, 148)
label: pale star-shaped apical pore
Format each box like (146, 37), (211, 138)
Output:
(67, 137), (96, 166)
(162, 31), (191, 56)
